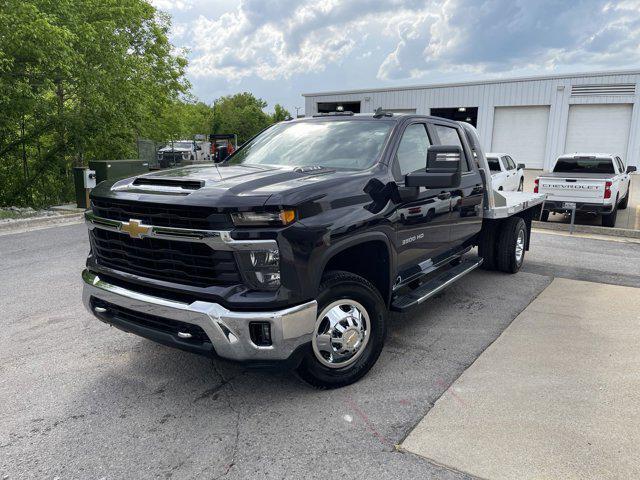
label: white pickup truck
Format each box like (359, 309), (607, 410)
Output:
(486, 152), (525, 191)
(536, 154), (636, 227)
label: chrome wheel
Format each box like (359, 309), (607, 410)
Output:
(515, 229), (525, 264)
(312, 300), (370, 369)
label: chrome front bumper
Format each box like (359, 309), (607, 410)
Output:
(82, 270), (317, 362)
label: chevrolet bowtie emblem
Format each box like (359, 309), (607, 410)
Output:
(120, 219), (152, 239)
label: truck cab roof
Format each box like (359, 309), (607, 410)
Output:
(557, 153), (617, 159)
(297, 112), (462, 127)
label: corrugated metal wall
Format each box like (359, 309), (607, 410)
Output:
(303, 72), (640, 169)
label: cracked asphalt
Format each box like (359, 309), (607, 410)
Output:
(1, 224), (638, 479)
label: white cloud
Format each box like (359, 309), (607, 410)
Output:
(187, 0), (412, 80)
(177, 0), (640, 83)
(378, 0), (640, 79)
(150, 0), (194, 11)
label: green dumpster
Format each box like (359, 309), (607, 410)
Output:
(88, 159), (150, 184)
(73, 167), (89, 209)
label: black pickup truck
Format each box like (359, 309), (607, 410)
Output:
(82, 113), (545, 388)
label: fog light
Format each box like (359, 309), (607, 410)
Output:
(254, 271), (280, 287)
(249, 322), (272, 346)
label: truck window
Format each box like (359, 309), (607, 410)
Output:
(432, 124), (469, 172)
(226, 120), (393, 170)
(615, 157), (624, 173)
(396, 123), (431, 175)
(505, 156), (516, 170)
(486, 157), (501, 172)
(553, 157), (615, 174)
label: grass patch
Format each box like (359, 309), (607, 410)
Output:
(0, 210), (39, 220)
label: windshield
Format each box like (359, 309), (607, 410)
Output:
(487, 157), (501, 172)
(226, 120), (393, 170)
(553, 157), (615, 174)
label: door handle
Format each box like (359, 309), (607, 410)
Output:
(437, 192), (451, 200)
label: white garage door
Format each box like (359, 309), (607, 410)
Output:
(565, 104), (632, 159)
(492, 106), (550, 169)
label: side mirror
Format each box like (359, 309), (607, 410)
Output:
(405, 145), (462, 188)
(627, 165), (637, 174)
(518, 163), (525, 170)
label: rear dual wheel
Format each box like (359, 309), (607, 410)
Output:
(479, 217), (526, 274)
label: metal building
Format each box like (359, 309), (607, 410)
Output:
(302, 70), (640, 170)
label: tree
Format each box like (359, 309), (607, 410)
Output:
(155, 100), (215, 142)
(271, 104), (291, 123)
(211, 93), (273, 144)
(0, 0), (188, 207)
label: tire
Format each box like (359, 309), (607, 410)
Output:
(496, 217), (527, 274)
(619, 192), (629, 210)
(539, 210), (550, 222)
(478, 222), (498, 271)
(602, 206), (617, 228)
(296, 271), (387, 389)
(518, 178), (524, 192)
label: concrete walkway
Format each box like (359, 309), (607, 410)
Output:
(402, 278), (640, 479)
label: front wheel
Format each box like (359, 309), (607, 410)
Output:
(296, 271), (386, 389)
(518, 178), (524, 191)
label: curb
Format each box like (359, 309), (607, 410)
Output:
(0, 211), (84, 233)
(532, 220), (640, 239)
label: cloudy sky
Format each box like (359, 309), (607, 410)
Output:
(152, 0), (640, 114)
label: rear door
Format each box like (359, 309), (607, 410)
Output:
(430, 121), (484, 245)
(488, 156), (507, 190)
(615, 156), (630, 199)
(392, 122), (455, 278)
(504, 156), (518, 190)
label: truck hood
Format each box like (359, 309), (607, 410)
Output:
(91, 163), (372, 210)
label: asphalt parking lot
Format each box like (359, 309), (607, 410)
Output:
(2, 223), (639, 479)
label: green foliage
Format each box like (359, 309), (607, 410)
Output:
(156, 100), (215, 141)
(271, 104), (291, 123)
(212, 92), (274, 144)
(0, 1), (291, 208)
(0, 0), (188, 207)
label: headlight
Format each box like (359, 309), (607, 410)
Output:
(231, 209), (296, 227)
(237, 248), (281, 290)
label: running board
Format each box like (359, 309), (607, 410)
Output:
(391, 257), (483, 312)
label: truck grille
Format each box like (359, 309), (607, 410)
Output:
(91, 198), (231, 230)
(90, 228), (241, 287)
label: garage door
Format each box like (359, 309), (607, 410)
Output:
(492, 106), (549, 169)
(565, 104), (632, 159)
